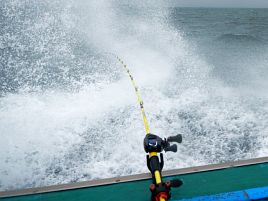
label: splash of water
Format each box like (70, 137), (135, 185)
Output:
(0, 0), (268, 191)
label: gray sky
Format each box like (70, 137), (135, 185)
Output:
(168, 0), (268, 8)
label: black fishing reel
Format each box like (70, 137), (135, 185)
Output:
(144, 133), (182, 153)
(144, 133), (183, 201)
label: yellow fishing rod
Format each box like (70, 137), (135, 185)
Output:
(115, 55), (183, 201)
(116, 56), (150, 135)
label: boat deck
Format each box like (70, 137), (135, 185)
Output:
(1, 157), (268, 201)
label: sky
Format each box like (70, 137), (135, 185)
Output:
(168, 0), (268, 8)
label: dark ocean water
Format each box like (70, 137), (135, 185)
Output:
(171, 8), (268, 88)
(0, 1), (268, 191)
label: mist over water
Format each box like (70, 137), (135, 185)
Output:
(1, 1), (268, 191)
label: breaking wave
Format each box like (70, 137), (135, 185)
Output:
(0, 0), (268, 191)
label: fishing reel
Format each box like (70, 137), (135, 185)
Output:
(144, 133), (183, 201)
(144, 133), (182, 153)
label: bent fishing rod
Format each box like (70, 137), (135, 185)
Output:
(114, 55), (183, 201)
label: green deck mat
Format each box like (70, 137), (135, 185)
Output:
(1, 163), (268, 201)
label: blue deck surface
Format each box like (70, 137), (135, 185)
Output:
(178, 186), (268, 201)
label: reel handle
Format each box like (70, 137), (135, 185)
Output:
(164, 144), (177, 153)
(167, 134), (182, 144)
(170, 179), (183, 188)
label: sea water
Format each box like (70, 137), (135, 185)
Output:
(0, 0), (268, 191)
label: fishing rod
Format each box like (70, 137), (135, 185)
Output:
(115, 55), (183, 201)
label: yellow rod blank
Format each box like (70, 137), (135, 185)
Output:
(116, 56), (163, 188)
(116, 57), (151, 134)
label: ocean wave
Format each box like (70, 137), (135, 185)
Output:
(216, 33), (263, 44)
(1, 1), (268, 191)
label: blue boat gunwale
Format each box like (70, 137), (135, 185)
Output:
(1, 156), (268, 198)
